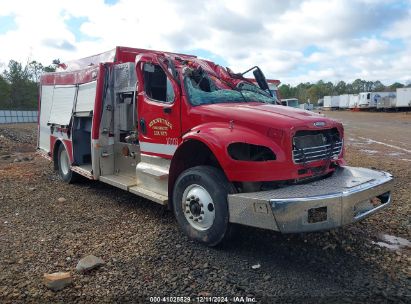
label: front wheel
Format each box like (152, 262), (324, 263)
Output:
(172, 166), (235, 246)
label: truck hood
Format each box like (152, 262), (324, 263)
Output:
(189, 102), (337, 130)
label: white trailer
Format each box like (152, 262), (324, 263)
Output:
(359, 92), (393, 108)
(372, 92), (394, 108)
(358, 92), (372, 108)
(339, 94), (350, 109)
(323, 96), (339, 109)
(349, 94), (359, 109)
(323, 96), (331, 108)
(396, 88), (411, 108)
(317, 98), (324, 107)
(376, 92), (396, 110)
(331, 96), (340, 108)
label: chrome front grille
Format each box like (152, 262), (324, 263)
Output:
(292, 129), (343, 164)
(293, 141), (343, 163)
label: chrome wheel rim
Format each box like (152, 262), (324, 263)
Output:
(182, 184), (215, 231)
(59, 148), (69, 176)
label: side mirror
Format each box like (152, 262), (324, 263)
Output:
(253, 67), (270, 93)
(241, 66), (273, 97)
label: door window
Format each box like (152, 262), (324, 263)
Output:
(143, 63), (175, 103)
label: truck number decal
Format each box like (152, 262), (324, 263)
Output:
(166, 138), (178, 146)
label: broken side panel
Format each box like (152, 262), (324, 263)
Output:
(48, 85), (77, 126)
(75, 81), (97, 114)
(56, 49), (116, 72)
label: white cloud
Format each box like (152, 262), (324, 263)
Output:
(0, 0), (409, 85)
(382, 6), (411, 40)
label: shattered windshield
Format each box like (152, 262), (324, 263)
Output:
(237, 82), (279, 104)
(184, 69), (279, 106)
(184, 77), (245, 105)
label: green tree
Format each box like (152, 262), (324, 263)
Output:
(27, 60), (45, 83)
(1, 59), (58, 109)
(335, 81), (346, 95)
(2, 60), (37, 109)
(364, 80), (374, 92)
(307, 85), (321, 104)
(389, 82), (404, 91)
(295, 82), (311, 102)
(0, 75), (11, 108)
(351, 79), (365, 93)
(279, 84), (294, 98)
(44, 65), (57, 73)
(372, 80), (385, 92)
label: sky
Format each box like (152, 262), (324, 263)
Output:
(0, 0), (410, 85)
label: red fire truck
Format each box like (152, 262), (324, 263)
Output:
(37, 46), (393, 246)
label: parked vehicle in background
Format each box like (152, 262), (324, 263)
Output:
(267, 79), (281, 100)
(332, 96), (340, 109)
(349, 94), (359, 109)
(323, 96), (339, 109)
(299, 102), (313, 111)
(323, 96), (331, 109)
(339, 94), (350, 109)
(359, 92), (394, 109)
(37, 46), (393, 246)
(377, 92), (397, 110)
(358, 92), (372, 108)
(281, 98), (300, 108)
(396, 88), (411, 108)
(249, 78), (281, 101)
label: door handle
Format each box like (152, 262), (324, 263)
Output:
(163, 107), (172, 114)
(140, 118), (146, 134)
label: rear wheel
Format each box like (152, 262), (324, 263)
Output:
(57, 144), (78, 183)
(173, 166), (235, 246)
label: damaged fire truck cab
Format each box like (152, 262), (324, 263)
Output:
(38, 47), (393, 246)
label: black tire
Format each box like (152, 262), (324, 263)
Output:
(172, 166), (235, 246)
(57, 144), (78, 183)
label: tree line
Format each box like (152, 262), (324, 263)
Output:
(0, 60), (56, 110)
(278, 79), (409, 104)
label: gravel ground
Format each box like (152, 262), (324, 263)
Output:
(0, 113), (410, 304)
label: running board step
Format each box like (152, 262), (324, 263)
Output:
(129, 186), (168, 205)
(136, 155), (170, 197)
(71, 165), (93, 179)
(99, 175), (137, 190)
(141, 154), (171, 167)
(137, 166), (168, 180)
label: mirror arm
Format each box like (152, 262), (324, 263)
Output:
(241, 66), (258, 76)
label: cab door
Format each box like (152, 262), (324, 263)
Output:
(135, 54), (181, 158)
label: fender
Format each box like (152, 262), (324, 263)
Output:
(51, 136), (73, 166)
(181, 122), (286, 181)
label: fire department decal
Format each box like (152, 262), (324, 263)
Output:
(149, 118), (173, 136)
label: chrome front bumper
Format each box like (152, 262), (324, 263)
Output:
(228, 166), (393, 233)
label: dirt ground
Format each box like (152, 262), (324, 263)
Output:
(0, 111), (410, 303)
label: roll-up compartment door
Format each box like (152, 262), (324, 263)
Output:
(75, 81), (97, 114)
(48, 85), (76, 126)
(39, 85), (54, 151)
